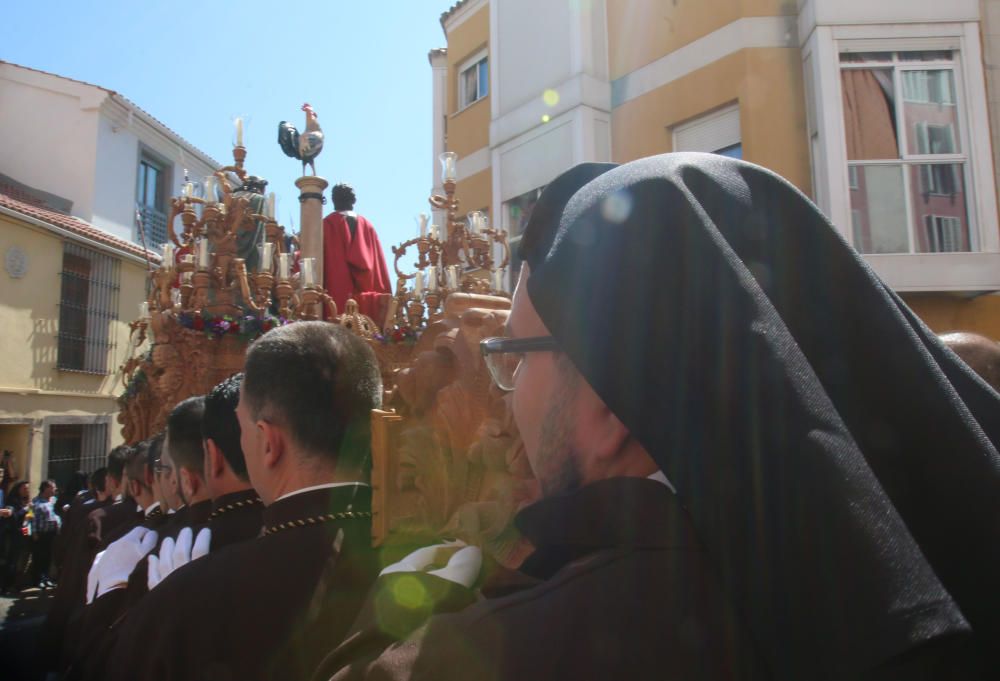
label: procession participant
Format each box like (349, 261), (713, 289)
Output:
(194, 373), (263, 551)
(108, 322), (382, 681)
(38, 467), (112, 671)
(320, 154), (998, 681)
(97, 440), (160, 548)
(83, 446), (131, 550)
(322, 183), (391, 320)
(940, 331), (1000, 392)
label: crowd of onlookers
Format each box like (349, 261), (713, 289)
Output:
(0, 453), (110, 595)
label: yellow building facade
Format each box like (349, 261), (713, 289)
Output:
(0, 194), (153, 489)
(432, 0), (1000, 338)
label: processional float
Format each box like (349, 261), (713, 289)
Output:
(118, 110), (536, 566)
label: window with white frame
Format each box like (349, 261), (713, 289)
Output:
(673, 105), (742, 158)
(459, 51), (489, 110)
(841, 50), (971, 254)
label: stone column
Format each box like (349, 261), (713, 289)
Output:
(296, 176), (329, 287)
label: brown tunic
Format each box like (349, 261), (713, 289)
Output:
(108, 485), (378, 681)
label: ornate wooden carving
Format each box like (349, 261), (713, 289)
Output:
(370, 293), (539, 568)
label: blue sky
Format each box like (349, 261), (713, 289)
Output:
(1, 0), (452, 269)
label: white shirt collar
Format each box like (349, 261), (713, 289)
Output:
(648, 470), (676, 494)
(144, 501), (161, 517)
(337, 210), (357, 218)
(274, 482), (369, 503)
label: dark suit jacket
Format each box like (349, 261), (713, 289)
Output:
(108, 485), (376, 681)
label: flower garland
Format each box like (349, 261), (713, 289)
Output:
(118, 367), (148, 407)
(373, 326), (420, 345)
(175, 312), (288, 342)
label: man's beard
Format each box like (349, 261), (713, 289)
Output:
(536, 390), (582, 497)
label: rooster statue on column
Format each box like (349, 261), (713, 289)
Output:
(278, 103), (325, 176)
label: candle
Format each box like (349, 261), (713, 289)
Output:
(493, 269), (504, 292)
(427, 266), (438, 292)
(429, 224), (438, 241)
(414, 272), (424, 297)
(301, 257), (316, 287)
(418, 214), (428, 239)
(183, 182), (194, 198)
(235, 117), (244, 146)
(278, 253), (290, 280)
(467, 211), (482, 235)
(196, 239), (210, 269)
(204, 176), (215, 203)
(447, 265), (459, 290)
(439, 152), (457, 182)
(266, 192), (276, 219)
(138, 301), (149, 319)
(161, 243), (175, 268)
(259, 242), (274, 272)
(181, 271), (193, 285)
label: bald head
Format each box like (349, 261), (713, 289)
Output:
(940, 332), (1000, 392)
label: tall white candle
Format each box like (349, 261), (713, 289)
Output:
(414, 272), (424, 297)
(301, 258), (316, 287)
(162, 243), (175, 268)
(278, 253), (290, 280)
(418, 214), (428, 239)
(204, 176), (215, 203)
(235, 117), (244, 146)
(448, 265), (459, 290)
(138, 301), (149, 319)
(259, 242), (274, 272)
(427, 266), (438, 292)
(197, 239), (210, 269)
(493, 269), (504, 292)
(266, 192), (276, 219)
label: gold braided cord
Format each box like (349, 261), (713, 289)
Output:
(209, 496), (263, 521)
(263, 510), (372, 536)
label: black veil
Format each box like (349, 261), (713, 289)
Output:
(527, 153), (1000, 678)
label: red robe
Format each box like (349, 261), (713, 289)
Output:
(322, 212), (392, 321)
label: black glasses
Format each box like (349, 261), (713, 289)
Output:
(480, 336), (559, 391)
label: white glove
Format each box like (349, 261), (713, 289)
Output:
(380, 541), (482, 588)
(87, 527), (158, 603)
(147, 527), (211, 590)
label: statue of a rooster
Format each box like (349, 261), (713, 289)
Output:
(278, 103), (324, 176)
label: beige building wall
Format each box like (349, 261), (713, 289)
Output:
(606, 0), (796, 79)
(611, 49), (811, 193)
(445, 2), (493, 222)
(0, 212), (148, 485)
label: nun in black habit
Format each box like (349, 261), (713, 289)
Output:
(319, 153), (999, 681)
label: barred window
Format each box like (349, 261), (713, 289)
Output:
(57, 242), (120, 374)
(47, 422), (109, 487)
(137, 154), (168, 248)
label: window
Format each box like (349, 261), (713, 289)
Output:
(57, 242), (120, 374)
(673, 105), (741, 157)
(841, 50), (971, 254)
(505, 186), (545, 282)
(47, 423), (108, 488)
(459, 52), (489, 109)
(137, 153), (168, 248)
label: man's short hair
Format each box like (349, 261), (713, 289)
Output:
(166, 396), (207, 477)
(126, 440), (153, 493)
(38, 479), (55, 495)
(242, 322), (382, 471)
(90, 467), (108, 494)
(203, 374), (249, 481)
(145, 432), (165, 480)
(332, 183), (356, 212)
(106, 445), (130, 482)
